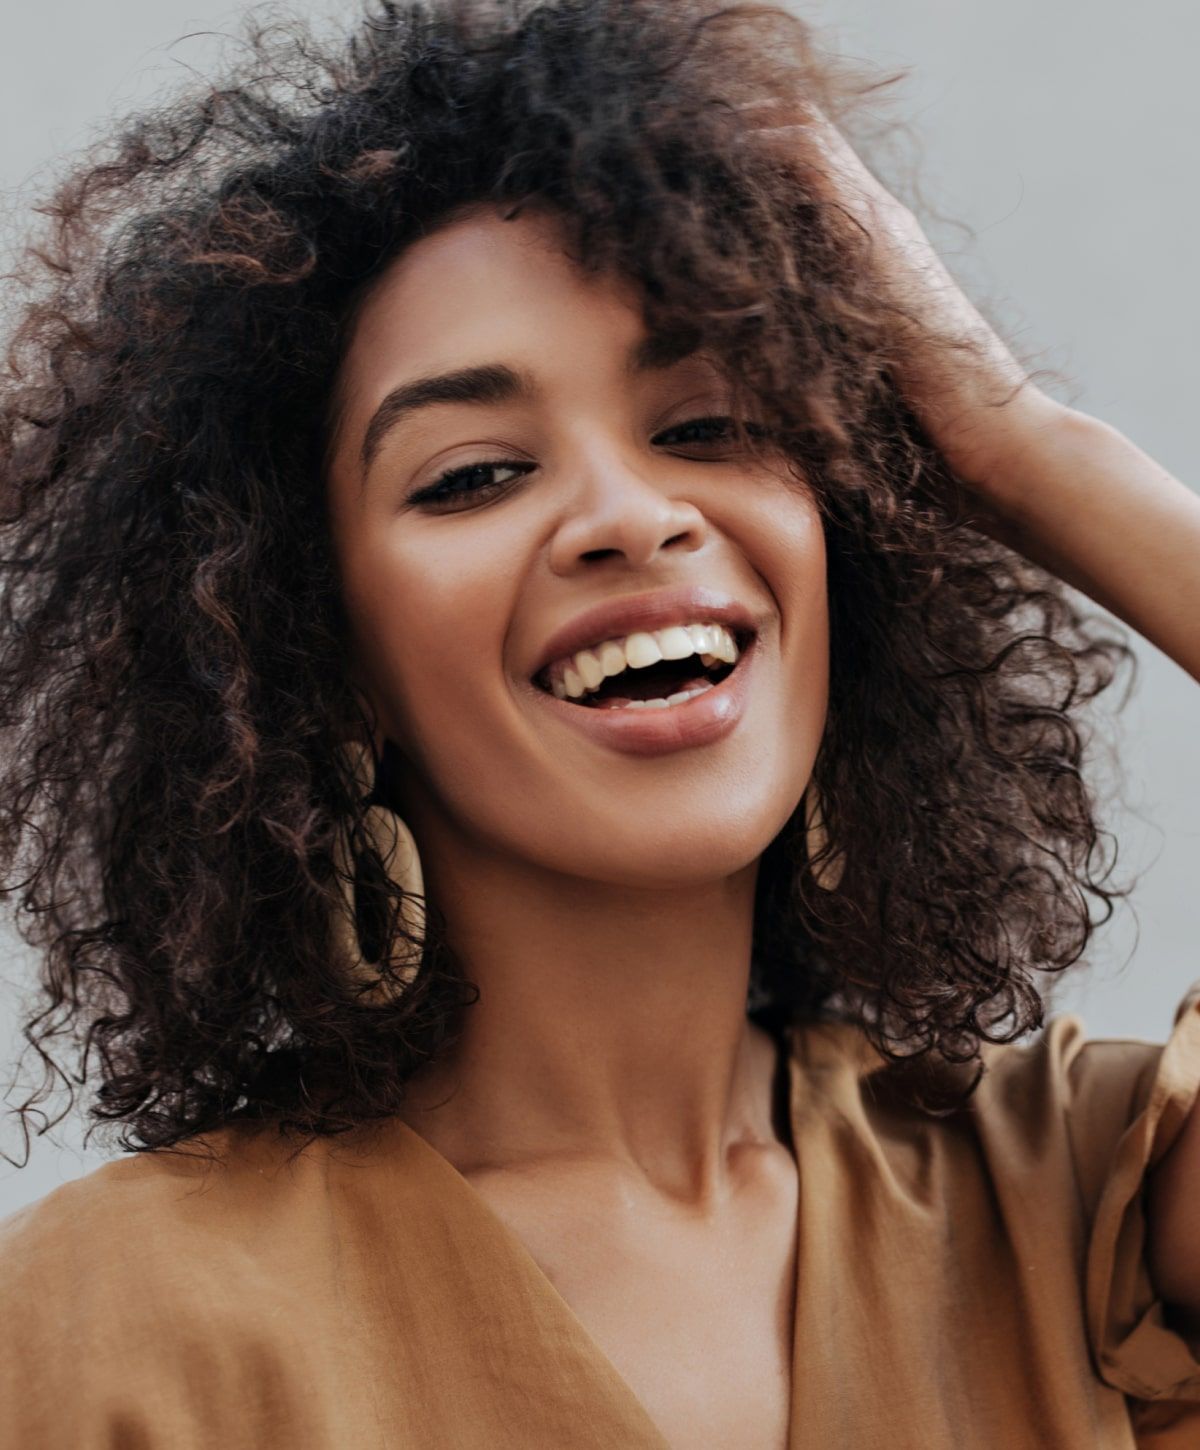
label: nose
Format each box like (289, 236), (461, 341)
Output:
(547, 450), (708, 576)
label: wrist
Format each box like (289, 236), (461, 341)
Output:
(951, 392), (1083, 517)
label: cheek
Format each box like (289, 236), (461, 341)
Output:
(739, 482), (829, 723)
(339, 525), (518, 756)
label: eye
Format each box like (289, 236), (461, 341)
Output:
(653, 415), (771, 451)
(406, 416), (771, 513)
(407, 459), (535, 511)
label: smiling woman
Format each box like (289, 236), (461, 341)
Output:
(0, 1), (1199, 1447)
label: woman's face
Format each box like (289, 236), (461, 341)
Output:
(326, 205), (828, 889)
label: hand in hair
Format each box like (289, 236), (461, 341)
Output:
(737, 98), (1053, 490)
(744, 99), (1200, 684)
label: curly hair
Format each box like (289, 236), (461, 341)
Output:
(0, 0), (1131, 1160)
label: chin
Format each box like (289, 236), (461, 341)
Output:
(528, 792), (802, 890)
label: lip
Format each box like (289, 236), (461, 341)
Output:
(524, 585), (769, 759)
(528, 628), (760, 758)
(530, 584), (761, 682)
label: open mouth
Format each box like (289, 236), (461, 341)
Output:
(533, 621), (751, 712)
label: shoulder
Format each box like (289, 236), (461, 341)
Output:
(792, 983), (1200, 1214)
(0, 1128), (278, 1349)
(0, 1123), (391, 1449)
(792, 987), (1200, 1404)
(0, 1110), (452, 1333)
(969, 984), (1200, 1203)
(1, 1122), (314, 1283)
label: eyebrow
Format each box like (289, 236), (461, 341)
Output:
(358, 331), (702, 477)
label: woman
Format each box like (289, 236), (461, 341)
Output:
(0, 0), (1197, 1444)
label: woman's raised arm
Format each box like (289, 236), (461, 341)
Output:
(782, 105), (1200, 1323)
(748, 103), (1200, 683)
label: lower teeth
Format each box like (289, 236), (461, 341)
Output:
(596, 681), (715, 711)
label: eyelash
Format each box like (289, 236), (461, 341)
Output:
(407, 416), (770, 510)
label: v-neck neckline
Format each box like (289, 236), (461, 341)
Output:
(388, 1026), (811, 1449)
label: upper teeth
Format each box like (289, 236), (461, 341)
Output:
(548, 622), (741, 701)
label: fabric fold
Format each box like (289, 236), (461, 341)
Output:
(1082, 982), (1200, 1404)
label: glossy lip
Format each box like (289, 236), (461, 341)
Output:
(524, 582), (771, 759)
(530, 584), (761, 683)
(527, 628), (761, 758)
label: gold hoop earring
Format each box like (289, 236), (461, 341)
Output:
(333, 743), (426, 1002)
(803, 780), (845, 892)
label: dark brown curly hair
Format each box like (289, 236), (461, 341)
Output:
(0, 0), (1132, 1162)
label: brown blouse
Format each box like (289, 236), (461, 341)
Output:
(2, 983), (1198, 1448)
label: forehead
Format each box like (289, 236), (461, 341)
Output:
(328, 205), (732, 480)
(343, 206), (640, 376)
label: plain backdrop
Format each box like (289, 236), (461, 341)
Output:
(1, 0), (1197, 1217)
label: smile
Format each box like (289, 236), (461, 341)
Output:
(535, 621), (743, 711)
(526, 586), (764, 757)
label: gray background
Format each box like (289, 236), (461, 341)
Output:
(1, 0), (1197, 1216)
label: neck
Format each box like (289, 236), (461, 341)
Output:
(398, 826), (789, 1204)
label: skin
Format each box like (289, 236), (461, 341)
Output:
(326, 205), (824, 1442)
(326, 119), (1200, 1440)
